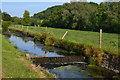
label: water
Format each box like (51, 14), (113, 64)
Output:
(49, 65), (93, 78)
(6, 33), (116, 78)
(8, 35), (64, 57)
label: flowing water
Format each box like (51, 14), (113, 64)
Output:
(5, 33), (116, 79)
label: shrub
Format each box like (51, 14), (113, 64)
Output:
(2, 21), (11, 33)
(45, 36), (57, 46)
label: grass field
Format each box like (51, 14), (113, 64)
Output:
(9, 26), (119, 55)
(2, 33), (53, 78)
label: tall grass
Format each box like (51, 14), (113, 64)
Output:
(9, 25), (119, 55)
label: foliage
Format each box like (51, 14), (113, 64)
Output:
(2, 12), (11, 21)
(1, 12), (12, 33)
(0, 10), (2, 21)
(11, 17), (22, 25)
(2, 21), (11, 33)
(2, 12), (12, 21)
(21, 10), (31, 26)
(32, 2), (120, 33)
(9, 26), (119, 56)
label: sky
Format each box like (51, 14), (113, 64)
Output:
(1, 0), (109, 17)
(1, 0), (103, 2)
(2, 2), (64, 17)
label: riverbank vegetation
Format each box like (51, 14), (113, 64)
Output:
(2, 34), (54, 78)
(9, 26), (119, 56)
(1, 2), (119, 55)
(8, 27), (120, 75)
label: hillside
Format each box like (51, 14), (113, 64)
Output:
(32, 2), (120, 34)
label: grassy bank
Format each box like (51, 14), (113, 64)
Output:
(9, 26), (119, 56)
(8, 26), (120, 75)
(0, 28), (2, 78)
(2, 34), (54, 78)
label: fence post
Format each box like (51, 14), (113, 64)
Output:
(27, 26), (28, 32)
(34, 25), (36, 31)
(46, 26), (47, 32)
(100, 29), (102, 48)
(21, 25), (23, 30)
(62, 31), (68, 40)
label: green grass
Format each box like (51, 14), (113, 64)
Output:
(9, 26), (119, 55)
(0, 31), (2, 78)
(2, 34), (53, 78)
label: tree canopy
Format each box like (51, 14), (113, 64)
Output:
(32, 2), (120, 33)
(22, 10), (31, 26)
(3, 2), (119, 34)
(2, 12), (12, 21)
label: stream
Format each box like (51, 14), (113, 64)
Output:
(5, 33), (117, 79)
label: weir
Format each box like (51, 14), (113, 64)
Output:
(31, 56), (85, 68)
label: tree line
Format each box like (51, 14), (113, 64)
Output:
(1, 2), (120, 33)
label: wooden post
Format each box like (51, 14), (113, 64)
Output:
(46, 26), (47, 32)
(27, 26), (28, 32)
(100, 29), (102, 48)
(34, 24), (36, 27)
(21, 25), (23, 30)
(62, 31), (68, 40)
(34, 25), (36, 31)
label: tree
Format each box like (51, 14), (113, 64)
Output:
(0, 10), (2, 21)
(2, 21), (11, 33)
(2, 12), (11, 21)
(42, 10), (64, 28)
(22, 10), (31, 26)
(12, 17), (21, 25)
(31, 2), (119, 33)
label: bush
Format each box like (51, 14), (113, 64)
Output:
(2, 21), (11, 33)
(45, 36), (56, 46)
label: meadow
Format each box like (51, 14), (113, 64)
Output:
(9, 25), (119, 55)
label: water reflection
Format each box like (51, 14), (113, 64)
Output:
(49, 65), (93, 78)
(8, 35), (64, 57)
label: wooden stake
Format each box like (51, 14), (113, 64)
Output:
(27, 26), (28, 32)
(21, 25), (23, 30)
(62, 31), (68, 40)
(34, 25), (36, 31)
(46, 26), (47, 32)
(34, 24), (36, 27)
(100, 29), (102, 48)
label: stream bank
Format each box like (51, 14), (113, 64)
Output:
(5, 33), (119, 79)
(2, 34), (54, 78)
(8, 28), (120, 76)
